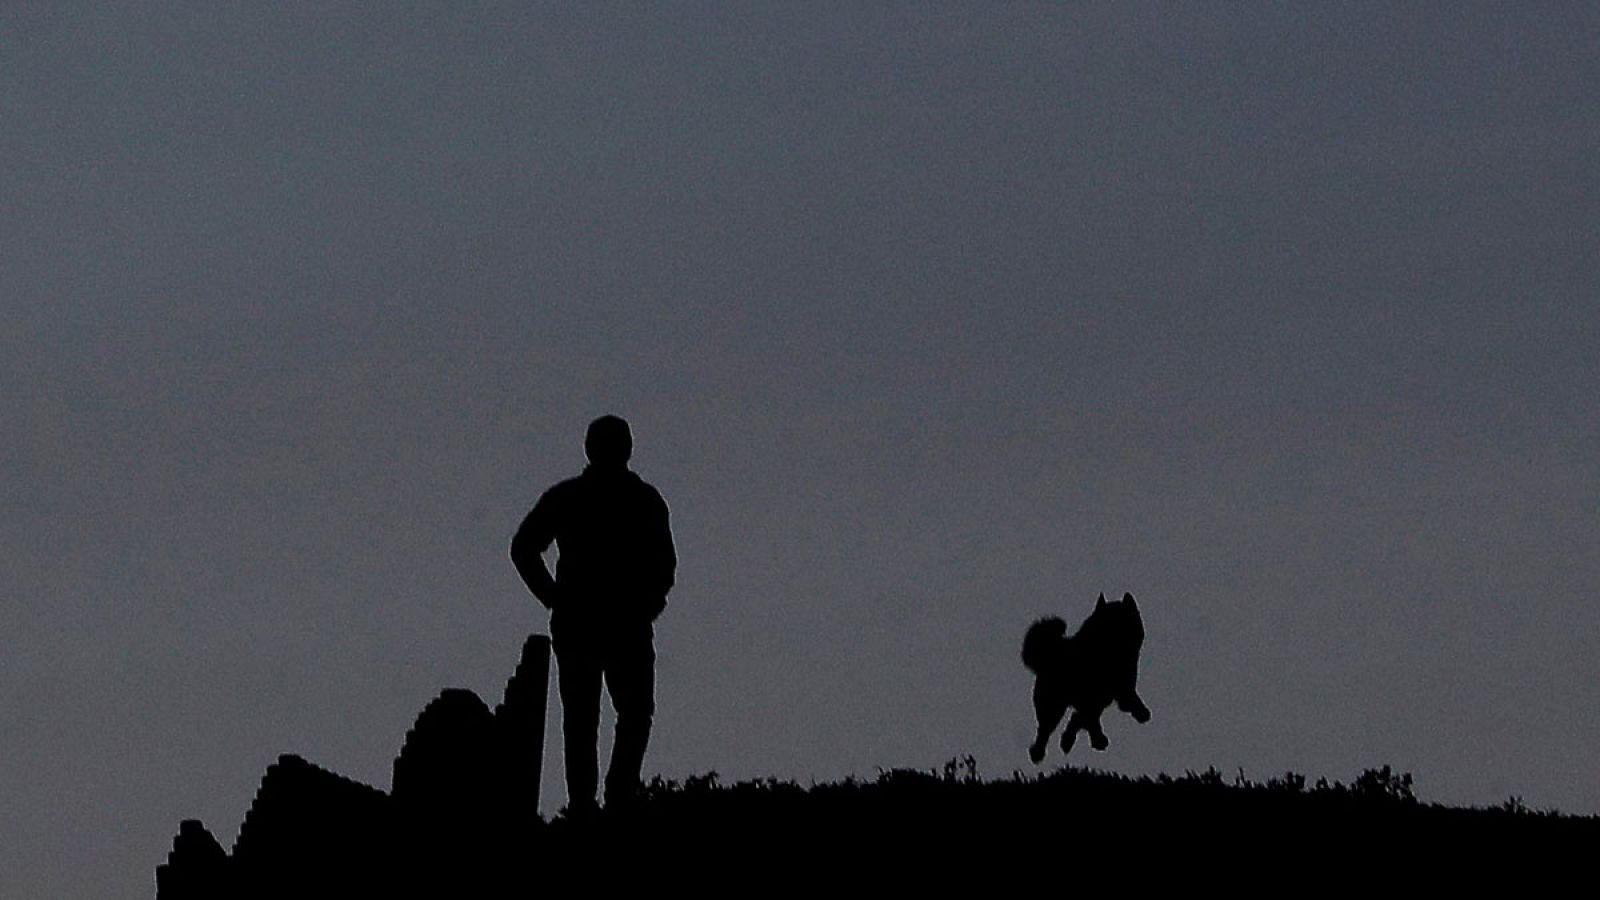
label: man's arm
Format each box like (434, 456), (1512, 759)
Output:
(510, 489), (560, 609)
(647, 489), (676, 618)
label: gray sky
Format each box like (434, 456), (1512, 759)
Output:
(4, 3), (1598, 895)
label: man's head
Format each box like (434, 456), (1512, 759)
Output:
(585, 415), (633, 468)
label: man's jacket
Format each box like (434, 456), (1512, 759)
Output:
(511, 466), (676, 635)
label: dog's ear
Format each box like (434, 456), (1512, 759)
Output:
(1096, 593), (1106, 610)
(1123, 592), (1135, 603)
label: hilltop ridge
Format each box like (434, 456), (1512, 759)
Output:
(156, 635), (1596, 895)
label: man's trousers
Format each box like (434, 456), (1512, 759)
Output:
(553, 628), (655, 810)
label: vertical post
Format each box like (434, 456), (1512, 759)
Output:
(496, 633), (551, 821)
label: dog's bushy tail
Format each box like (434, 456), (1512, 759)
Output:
(1022, 617), (1068, 673)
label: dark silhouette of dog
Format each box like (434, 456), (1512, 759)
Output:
(1022, 592), (1151, 762)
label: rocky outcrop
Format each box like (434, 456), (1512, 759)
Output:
(393, 688), (497, 810)
(232, 754), (394, 895)
(153, 820), (228, 899)
(155, 634), (551, 897)
(494, 631), (550, 821)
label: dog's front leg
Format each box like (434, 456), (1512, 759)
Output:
(1060, 710), (1087, 755)
(1117, 690), (1151, 724)
(1085, 712), (1109, 751)
(1062, 710), (1109, 753)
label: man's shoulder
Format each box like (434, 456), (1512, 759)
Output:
(546, 469), (666, 509)
(630, 473), (669, 507)
(538, 475), (586, 504)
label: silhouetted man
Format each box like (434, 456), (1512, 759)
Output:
(510, 415), (676, 813)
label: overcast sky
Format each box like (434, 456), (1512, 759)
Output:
(4, 3), (1598, 896)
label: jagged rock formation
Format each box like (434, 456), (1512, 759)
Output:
(154, 820), (228, 898)
(392, 688), (497, 821)
(234, 754), (393, 896)
(156, 634), (550, 898)
(494, 634), (549, 821)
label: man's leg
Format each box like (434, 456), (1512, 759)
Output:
(602, 633), (656, 807)
(554, 641), (604, 814)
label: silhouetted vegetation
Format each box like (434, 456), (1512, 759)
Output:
(526, 759), (1596, 885)
(161, 753), (1598, 894)
(158, 626), (1596, 894)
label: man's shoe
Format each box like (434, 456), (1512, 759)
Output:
(603, 785), (642, 813)
(559, 800), (600, 824)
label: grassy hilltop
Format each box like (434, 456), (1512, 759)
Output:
(158, 757), (1596, 895)
(536, 760), (1590, 887)
(156, 638), (1595, 895)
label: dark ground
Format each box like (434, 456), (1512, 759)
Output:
(158, 759), (1597, 895)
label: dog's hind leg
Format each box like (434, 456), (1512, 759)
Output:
(1061, 710), (1104, 754)
(1030, 681), (1067, 764)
